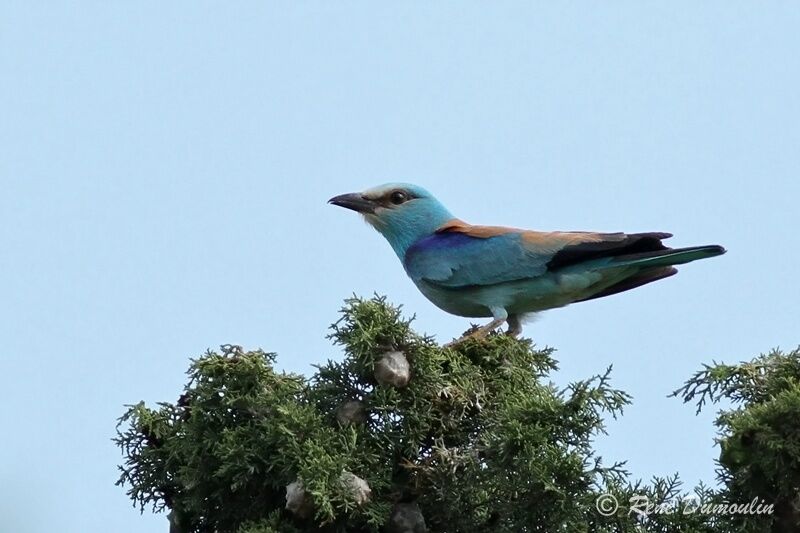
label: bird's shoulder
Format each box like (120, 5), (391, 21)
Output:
(434, 219), (618, 251)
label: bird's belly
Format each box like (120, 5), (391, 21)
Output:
(414, 280), (494, 317)
(415, 271), (614, 317)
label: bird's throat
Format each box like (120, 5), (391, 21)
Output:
(367, 209), (453, 259)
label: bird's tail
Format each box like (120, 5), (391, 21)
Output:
(609, 244), (726, 268)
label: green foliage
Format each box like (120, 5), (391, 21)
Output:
(674, 348), (800, 532)
(116, 296), (799, 532)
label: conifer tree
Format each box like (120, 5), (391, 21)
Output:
(115, 296), (798, 532)
(673, 347), (800, 533)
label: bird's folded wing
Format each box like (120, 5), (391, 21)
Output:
(403, 220), (671, 288)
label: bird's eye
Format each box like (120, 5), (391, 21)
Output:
(390, 191), (408, 205)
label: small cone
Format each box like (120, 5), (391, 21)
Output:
(285, 479), (314, 518)
(339, 471), (372, 505)
(388, 502), (427, 533)
(374, 351), (410, 388)
(336, 400), (367, 426)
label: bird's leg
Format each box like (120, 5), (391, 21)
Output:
(446, 308), (507, 346)
(505, 314), (522, 337)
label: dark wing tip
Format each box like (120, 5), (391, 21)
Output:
(547, 231), (672, 271)
(707, 244), (726, 255)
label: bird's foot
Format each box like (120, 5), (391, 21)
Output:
(445, 317), (506, 347)
(505, 314), (522, 338)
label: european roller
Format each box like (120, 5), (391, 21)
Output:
(330, 183), (725, 343)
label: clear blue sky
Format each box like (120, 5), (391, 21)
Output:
(2, 3), (798, 532)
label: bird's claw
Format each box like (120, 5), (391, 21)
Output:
(444, 318), (507, 347)
(444, 332), (482, 348)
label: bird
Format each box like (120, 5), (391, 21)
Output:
(329, 183), (725, 343)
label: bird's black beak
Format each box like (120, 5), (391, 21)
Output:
(328, 192), (376, 214)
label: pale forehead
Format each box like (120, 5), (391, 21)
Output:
(363, 182), (430, 199)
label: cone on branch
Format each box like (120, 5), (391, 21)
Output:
(374, 350), (410, 388)
(388, 502), (427, 533)
(336, 400), (367, 427)
(339, 471), (371, 505)
(285, 480), (314, 519)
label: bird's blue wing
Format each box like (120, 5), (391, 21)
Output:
(403, 231), (551, 287)
(403, 222), (673, 288)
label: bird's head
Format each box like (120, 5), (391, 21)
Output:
(329, 183), (454, 257)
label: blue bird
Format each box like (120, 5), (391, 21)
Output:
(329, 183), (725, 343)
